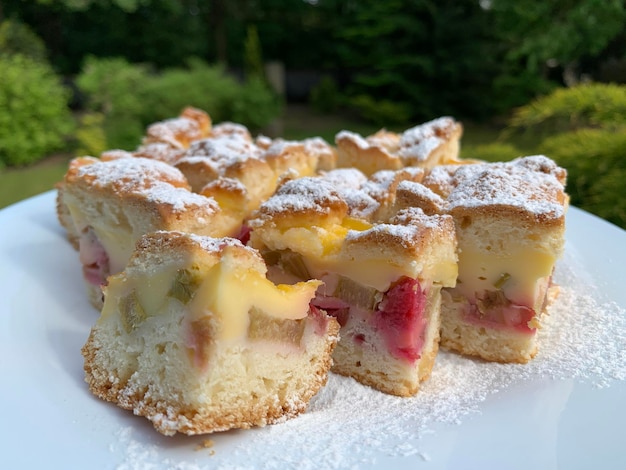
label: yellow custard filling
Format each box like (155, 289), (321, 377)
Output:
(102, 248), (321, 342)
(456, 249), (556, 305)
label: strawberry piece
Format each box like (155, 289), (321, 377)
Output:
(236, 224), (252, 245)
(374, 277), (427, 362)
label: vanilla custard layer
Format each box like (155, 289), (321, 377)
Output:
(102, 250), (321, 342)
(456, 248), (556, 305)
(259, 224), (451, 292)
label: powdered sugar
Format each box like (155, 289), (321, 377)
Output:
(109, 244), (626, 468)
(76, 157), (187, 191)
(144, 183), (219, 213)
(446, 157), (566, 218)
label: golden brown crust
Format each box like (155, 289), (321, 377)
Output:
(335, 117), (463, 176)
(143, 107), (211, 149)
(250, 177), (350, 230)
(82, 320), (339, 435)
(335, 130), (402, 176)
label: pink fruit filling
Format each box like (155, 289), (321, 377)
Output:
(374, 277), (427, 362)
(462, 290), (536, 333)
(236, 224), (252, 245)
(78, 226), (110, 286)
(311, 276), (428, 363)
(308, 304), (336, 336)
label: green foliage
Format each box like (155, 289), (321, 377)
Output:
(0, 54), (74, 166)
(75, 112), (107, 156)
(0, 19), (48, 62)
(137, 59), (241, 124)
(244, 25), (264, 81)
(490, 65), (557, 114)
(508, 83), (626, 136)
(539, 129), (626, 228)
(76, 56), (150, 149)
(309, 76), (341, 114)
(76, 55), (149, 116)
(75, 56), (282, 149)
(347, 95), (411, 127)
(332, 0), (498, 121)
(491, 0), (626, 73)
(508, 83), (626, 228)
(460, 143), (522, 163)
(230, 77), (282, 130)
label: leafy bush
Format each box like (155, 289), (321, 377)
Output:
(137, 59), (242, 124)
(460, 142), (522, 163)
(309, 76), (341, 114)
(507, 83), (626, 228)
(76, 56), (150, 149)
(539, 129), (626, 228)
(0, 54), (74, 166)
(347, 94), (411, 127)
(230, 77), (282, 130)
(76, 56), (149, 117)
(76, 57), (282, 149)
(0, 19), (47, 63)
(507, 83), (626, 137)
(75, 112), (107, 157)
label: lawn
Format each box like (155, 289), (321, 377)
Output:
(0, 106), (531, 210)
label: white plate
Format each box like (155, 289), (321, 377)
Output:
(1, 191), (625, 470)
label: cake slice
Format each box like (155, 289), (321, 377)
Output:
(174, 134), (277, 213)
(335, 117), (463, 175)
(59, 156), (239, 309)
(82, 231), (339, 436)
(400, 155), (568, 363)
(248, 175), (458, 396)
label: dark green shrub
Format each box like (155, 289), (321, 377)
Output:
(0, 19), (47, 63)
(347, 94), (411, 127)
(309, 76), (341, 114)
(76, 56), (282, 149)
(508, 83), (626, 228)
(137, 59), (242, 125)
(539, 129), (626, 228)
(244, 25), (265, 81)
(460, 142), (522, 163)
(75, 112), (107, 156)
(76, 56), (150, 149)
(507, 83), (626, 137)
(0, 54), (74, 166)
(230, 77), (282, 131)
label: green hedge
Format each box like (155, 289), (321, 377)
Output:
(0, 54), (74, 166)
(75, 56), (282, 151)
(507, 83), (626, 229)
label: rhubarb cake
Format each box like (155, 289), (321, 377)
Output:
(82, 231), (339, 435)
(58, 156), (241, 309)
(248, 173), (458, 396)
(394, 156), (568, 363)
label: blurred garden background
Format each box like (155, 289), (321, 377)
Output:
(0, 0), (625, 228)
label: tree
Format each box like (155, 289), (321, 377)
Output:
(490, 0), (626, 85)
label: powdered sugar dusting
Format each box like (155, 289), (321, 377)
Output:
(76, 157), (187, 191)
(446, 157), (566, 218)
(109, 245), (626, 469)
(144, 183), (219, 213)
